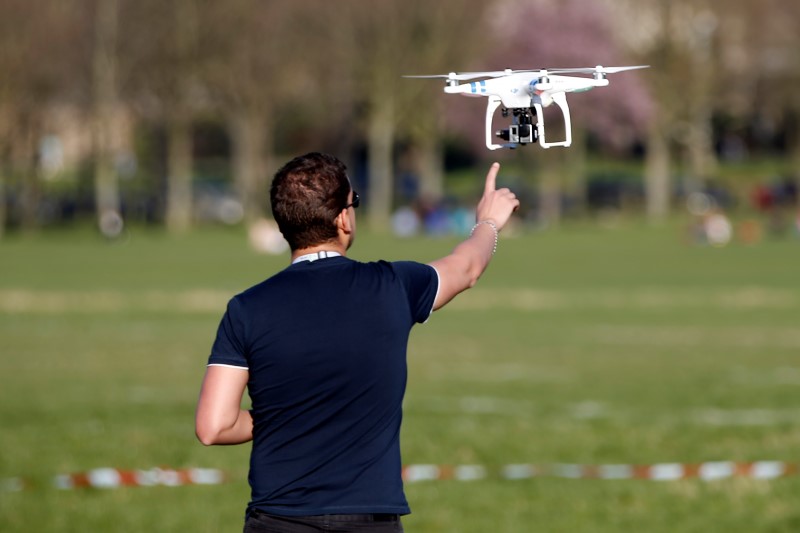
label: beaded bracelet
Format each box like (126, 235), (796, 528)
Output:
(470, 220), (499, 255)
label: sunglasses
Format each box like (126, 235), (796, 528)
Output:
(345, 191), (360, 210)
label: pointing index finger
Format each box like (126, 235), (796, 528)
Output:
(484, 162), (500, 194)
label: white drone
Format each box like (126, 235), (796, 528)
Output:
(405, 65), (648, 150)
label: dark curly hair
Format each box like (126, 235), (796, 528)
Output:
(270, 152), (351, 251)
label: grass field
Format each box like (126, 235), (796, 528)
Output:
(1, 219), (800, 532)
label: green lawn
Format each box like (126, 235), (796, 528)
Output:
(1, 220), (799, 532)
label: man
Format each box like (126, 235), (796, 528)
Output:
(196, 152), (518, 532)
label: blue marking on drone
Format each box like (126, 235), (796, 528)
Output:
(470, 81), (488, 94)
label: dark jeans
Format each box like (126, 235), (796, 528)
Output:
(243, 509), (404, 533)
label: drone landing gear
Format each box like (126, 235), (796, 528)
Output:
(532, 91), (572, 148)
(484, 93), (573, 150)
(485, 96), (509, 150)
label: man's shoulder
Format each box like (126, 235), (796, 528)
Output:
(351, 259), (436, 283)
(355, 258), (429, 270)
(383, 259), (435, 276)
(230, 267), (294, 304)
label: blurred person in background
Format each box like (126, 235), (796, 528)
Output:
(195, 152), (518, 532)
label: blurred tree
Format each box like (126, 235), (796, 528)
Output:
(3, 0), (799, 237)
(396, 0), (492, 203)
(628, 0), (680, 221)
(121, 0), (202, 234)
(164, 0), (200, 234)
(333, 1), (406, 232)
(618, 0), (800, 217)
(0, 111), (6, 238)
(608, 0), (687, 221)
(0, 0), (88, 235)
(330, 0), (492, 231)
(784, 6), (800, 205)
(684, 5), (720, 193)
(199, 0), (302, 225)
(746, 0), (800, 205)
(92, 0), (123, 233)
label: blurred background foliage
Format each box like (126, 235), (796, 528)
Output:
(0, 0), (798, 238)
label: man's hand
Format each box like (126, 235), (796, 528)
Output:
(475, 162), (519, 230)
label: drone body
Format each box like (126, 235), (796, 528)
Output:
(405, 65), (648, 150)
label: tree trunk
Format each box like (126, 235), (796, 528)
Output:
(538, 149), (563, 227)
(644, 114), (671, 222)
(164, 0), (199, 234)
(685, 51), (718, 195)
(794, 147), (800, 211)
(685, 114), (717, 195)
(230, 110), (268, 224)
(165, 115), (193, 233)
(19, 166), (40, 232)
(10, 115), (41, 232)
(409, 109), (444, 202)
(92, 0), (121, 231)
(366, 97), (395, 233)
(0, 169), (5, 238)
(0, 109), (6, 238)
(414, 137), (444, 201)
(565, 125), (588, 216)
(790, 108), (800, 209)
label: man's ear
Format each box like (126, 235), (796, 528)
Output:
(335, 209), (351, 234)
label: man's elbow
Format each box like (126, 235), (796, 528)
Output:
(195, 422), (222, 446)
(196, 430), (215, 446)
(465, 262), (483, 289)
(454, 255), (483, 290)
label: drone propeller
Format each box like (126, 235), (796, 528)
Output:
(403, 69), (534, 82)
(547, 65), (650, 75)
(404, 65), (648, 82)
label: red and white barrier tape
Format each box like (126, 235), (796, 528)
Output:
(2, 461), (797, 492)
(401, 461), (799, 482)
(0, 467), (225, 492)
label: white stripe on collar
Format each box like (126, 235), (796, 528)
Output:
(292, 251), (342, 264)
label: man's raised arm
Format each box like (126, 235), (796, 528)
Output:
(429, 162), (519, 311)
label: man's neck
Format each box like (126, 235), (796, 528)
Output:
(291, 243), (347, 264)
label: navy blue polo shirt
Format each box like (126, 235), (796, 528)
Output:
(207, 256), (439, 517)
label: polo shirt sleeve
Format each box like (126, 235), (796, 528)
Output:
(207, 297), (249, 369)
(391, 261), (439, 324)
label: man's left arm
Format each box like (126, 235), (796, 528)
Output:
(195, 366), (253, 445)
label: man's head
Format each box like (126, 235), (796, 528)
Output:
(271, 152), (355, 251)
